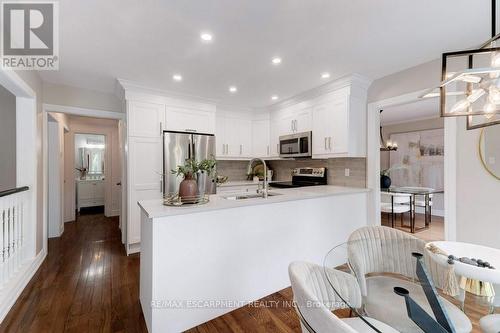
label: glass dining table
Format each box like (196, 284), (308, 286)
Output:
(381, 187), (444, 233)
(295, 236), (479, 333)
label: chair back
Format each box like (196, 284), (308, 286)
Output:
(289, 261), (362, 333)
(381, 192), (411, 204)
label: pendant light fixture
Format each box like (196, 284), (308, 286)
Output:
(421, 0), (500, 129)
(379, 110), (398, 151)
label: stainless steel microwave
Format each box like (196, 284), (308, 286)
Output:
(279, 131), (312, 158)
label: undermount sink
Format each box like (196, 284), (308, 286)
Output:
(223, 192), (282, 200)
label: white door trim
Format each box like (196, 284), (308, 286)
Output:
(43, 103), (125, 120)
(366, 90), (455, 239)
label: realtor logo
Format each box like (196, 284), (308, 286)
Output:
(1, 1), (59, 70)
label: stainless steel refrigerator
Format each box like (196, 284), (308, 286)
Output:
(163, 130), (216, 195)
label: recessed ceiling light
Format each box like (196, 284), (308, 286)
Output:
(172, 74), (182, 82)
(321, 72), (330, 79)
(271, 57), (282, 65)
(271, 95), (279, 100)
(229, 86), (237, 93)
(200, 32), (213, 42)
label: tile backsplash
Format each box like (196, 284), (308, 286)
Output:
(217, 158), (366, 188)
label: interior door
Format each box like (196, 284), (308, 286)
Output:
(163, 131), (192, 194)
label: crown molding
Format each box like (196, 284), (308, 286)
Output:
(116, 78), (219, 105)
(268, 73), (372, 111)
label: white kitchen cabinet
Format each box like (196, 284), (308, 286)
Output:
(76, 179), (105, 211)
(128, 136), (162, 245)
(251, 119), (270, 157)
(311, 81), (368, 158)
(269, 119), (280, 157)
(216, 113), (252, 159)
(274, 106), (312, 136)
(128, 101), (165, 137)
(165, 106), (215, 134)
(312, 95), (349, 155)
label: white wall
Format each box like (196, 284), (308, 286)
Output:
(43, 82), (122, 112)
(455, 117), (500, 248)
(63, 115), (121, 221)
(0, 85), (16, 192)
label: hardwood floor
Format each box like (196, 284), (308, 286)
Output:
(0, 211), (147, 333)
(381, 212), (445, 242)
(1, 211), (491, 333)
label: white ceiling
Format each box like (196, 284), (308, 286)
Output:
(39, 0), (491, 107)
(380, 97), (439, 125)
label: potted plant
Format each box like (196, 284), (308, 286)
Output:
(171, 159), (200, 201)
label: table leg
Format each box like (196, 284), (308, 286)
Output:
(411, 195), (415, 233)
(425, 194), (430, 227)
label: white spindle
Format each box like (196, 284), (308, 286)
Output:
(0, 188), (29, 290)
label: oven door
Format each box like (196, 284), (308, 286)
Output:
(279, 132), (312, 158)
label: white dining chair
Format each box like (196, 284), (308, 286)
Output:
(398, 186), (435, 223)
(380, 192), (411, 228)
(480, 284), (500, 333)
(289, 261), (399, 333)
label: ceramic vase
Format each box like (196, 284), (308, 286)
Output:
(179, 173), (198, 202)
(380, 175), (392, 189)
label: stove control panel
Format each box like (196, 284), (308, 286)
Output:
(292, 167), (326, 178)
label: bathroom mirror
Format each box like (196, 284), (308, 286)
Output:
(479, 125), (500, 180)
(75, 133), (105, 178)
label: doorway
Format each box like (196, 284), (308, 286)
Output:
(43, 108), (124, 245)
(367, 90), (453, 241)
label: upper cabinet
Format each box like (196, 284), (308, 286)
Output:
(311, 77), (369, 158)
(165, 105), (215, 134)
(128, 101), (165, 138)
(216, 110), (252, 159)
(251, 118), (270, 158)
(273, 105), (312, 136)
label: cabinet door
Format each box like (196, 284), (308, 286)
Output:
(94, 181), (105, 200)
(330, 96), (349, 154)
(269, 119), (280, 157)
(128, 136), (162, 244)
(278, 113), (295, 136)
(295, 107), (312, 133)
(251, 119), (270, 157)
(312, 103), (330, 155)
(128, 101), (165, 138)
(215, 114), (226, 158)
(165, 106), (215, 134)
(224, 117), (252, 158)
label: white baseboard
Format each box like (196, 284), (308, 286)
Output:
(127, 242), (140, 255)
(0, 249), (47, 323)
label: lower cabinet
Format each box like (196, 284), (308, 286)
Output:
(76, 180), (105, 211)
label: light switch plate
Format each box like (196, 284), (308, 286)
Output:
(345, 168), (350, 177)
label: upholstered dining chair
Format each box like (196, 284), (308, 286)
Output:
(479, 284), (500, 333)
(289, 261), (399, 333)
(380, 192), (411, 228)
(347, 226), (472, 333)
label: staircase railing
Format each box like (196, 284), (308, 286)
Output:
(0, 186), (30, 289)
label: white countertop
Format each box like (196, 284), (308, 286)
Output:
(217, 180), (280, 187)
(138, 185), (370, 219)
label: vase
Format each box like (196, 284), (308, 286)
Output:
(380, 175), (392, 189)
(179, 173), (198, 202)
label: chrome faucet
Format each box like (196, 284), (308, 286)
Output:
(247, 158), (268, 198)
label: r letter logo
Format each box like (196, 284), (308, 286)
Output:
(1, 1), (59, 70)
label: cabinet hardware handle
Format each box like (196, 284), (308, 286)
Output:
(240, 144), (242, 155)
(185, 129), (197, 133)
(294, 120), (297, 132)
(225, 144), (228, 155)
(329, 137), (332, 150)
(291, 120), (294, 132)
(267, 145), (270, 156)
(324, 137), (327, 150)
(160, 122), (163, 136)
(277, 143), (279, 154)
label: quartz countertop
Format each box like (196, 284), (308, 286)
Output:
(138, 185), (370, 219)
(217, 180), (278, 187)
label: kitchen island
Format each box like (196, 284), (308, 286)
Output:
(138, 185), (370, 333)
